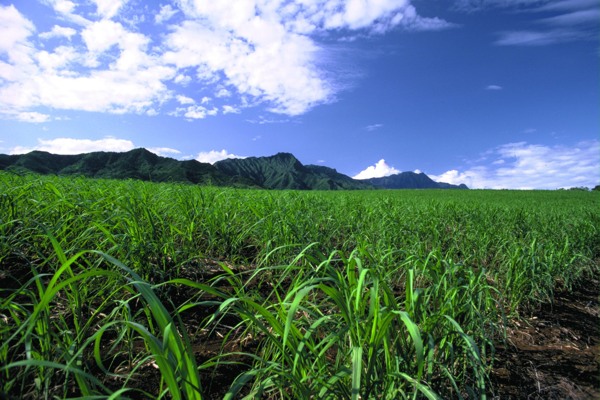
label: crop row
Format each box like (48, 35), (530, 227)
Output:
(1, 172), (598, 399)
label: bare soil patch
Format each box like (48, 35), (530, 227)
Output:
(490, 280), (600, 399)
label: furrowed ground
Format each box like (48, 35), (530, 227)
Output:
(1, 172), (598, 399)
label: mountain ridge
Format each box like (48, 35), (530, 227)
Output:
(365, 171), (468, 190)
(0, 149), (468, 190)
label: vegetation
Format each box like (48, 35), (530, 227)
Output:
(1, 172), (598, 399)
(0, 149), (465, 190)
(0, 149), (243, 187)
(364, 171), (468, 189)
(214, 153), (374, 190)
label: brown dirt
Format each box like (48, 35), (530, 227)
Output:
(489, 280), (600, 399)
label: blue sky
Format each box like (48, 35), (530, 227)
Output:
(0, 0), (598, 189)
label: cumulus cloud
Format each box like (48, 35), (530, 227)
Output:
(163, 18), (331, 116)
(0, 109), (52, 123)
(0, 4), (34, 58)
(43, 0), (90, 26)
(0, 1), (453, 122)
(222, 105), (241, 114)
(14, 111), (51, 123)
(196, 149), (246, 164)
(354, 159), (400, 179)
(39, 25), (77, 40)
(164, 0), (453, 116)
(9, 137), (136, 155)
(0, 5), (175, 118)
(430, 140), (600, 189)
(176, 95), (195, 105)
(215, 88), (231, 98)
(91, 0), (128, 19)
(155, 4), (178, 24)
(171, 105), (218, 120)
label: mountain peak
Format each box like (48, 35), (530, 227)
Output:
(365, 171), (467, 189)
(272, 152), (296, 159)
(0, 148), (468, 190)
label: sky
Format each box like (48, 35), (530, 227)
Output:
(0, 0), (598, 189)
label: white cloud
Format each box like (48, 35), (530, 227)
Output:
(148, 147), (181, 157)
(163, 0), (453, 115)
(0, 5), (34, 59)
(430, 140), (600, 189)
(171, 105), (218, 120)
(176, 95), (195, 105)
(366, 123), (384, 131)
(537, 0), (598, 12)
(540, 9), (600, 26)
(216, 87), (231, 98)
(223, 105), (240, 114)
(155, 4), (178, 24)
(39, 25), (77, 40)
(0, 1), (453, 121)
(430, 168), (488, 188)
(246, 116), (291, 124)
(495, 30), (584, 46)
(43, 0), (90, 26)
(36, 46), (78, 71)
(0, 5), (176, 118)
(173, 73), (191, 85)
(485, 84), (502, 90)
(9, 137), (135, 155)
(14, 111), (51, 123)
(91, 0), (128, 19)
(196, 149), (245, 164)
(354, 159), (400, 179)
(46, 0), (76, 15)
(459, 0), (600, 46)
(0, 109), (52, 123)
(163, 18), (332, 116)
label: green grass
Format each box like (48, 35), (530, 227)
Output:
(1, 172), (598, 398)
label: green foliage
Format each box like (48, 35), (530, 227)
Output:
(365, 171), (468, 189)
(214, 152), (372, 190)
(0, 172), (598, 398)
(0, 148), (243, 186)
(0, 149), (463, 190)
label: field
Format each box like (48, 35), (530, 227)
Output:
(1, 172), (598, 399)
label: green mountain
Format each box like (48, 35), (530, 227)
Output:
(0, 148), (244, 186)
(364, 172), (468, 190)
(214, 152), (371, 190)
(0, 149), (468, 190)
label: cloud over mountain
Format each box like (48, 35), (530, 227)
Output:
(196, 149), (246, 164)
(430, 140), (600, 189)
(354, 159), (400, 179)
(9, 137), (135, 155)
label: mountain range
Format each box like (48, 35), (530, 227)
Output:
(0, 148), (468, 190)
